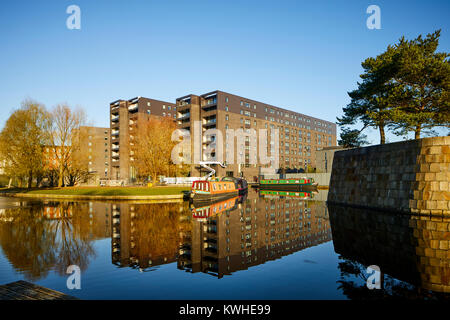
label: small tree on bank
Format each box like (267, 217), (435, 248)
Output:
(134, 117), (178, 184)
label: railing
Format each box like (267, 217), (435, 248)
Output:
(160, 177), (203, 185)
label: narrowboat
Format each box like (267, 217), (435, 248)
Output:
(190, 177), (248, 202)
(258, 177), (318, 190)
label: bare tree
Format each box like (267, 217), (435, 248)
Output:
(134, 117), (178, 184)
(49, 104), (86, 187)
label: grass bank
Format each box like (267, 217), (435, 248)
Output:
(0, 186), (190, 197)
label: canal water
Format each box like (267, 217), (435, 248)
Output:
(0, 189), (448, 300)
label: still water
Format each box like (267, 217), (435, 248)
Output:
(0, 189), (449, 300)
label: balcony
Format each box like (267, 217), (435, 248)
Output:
(111, 130), (119, 136)
(178, 112), (190, 120)
(203, 118), (216, 127)
(112, 144), (119, 151)
(111, 115), (119, 122)
(180, 122), (191, 129)
(128, 104), (138, 112)
(112, 152), (119, 158)
(201, 97), (217, 108)
(202, 109), (217, 118)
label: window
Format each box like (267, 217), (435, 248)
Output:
(225, 115), (229, 121)
(162, 105), (166, 109)
(147, 102), (151, 106)
(225, 106), (229, 112)
(225, 97), (229, 102)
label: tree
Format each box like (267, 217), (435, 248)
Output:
(64, 128), (93, 186)
(389, 30), (450, 139)
(338, 128), (369, 148)
(134, 117), (178, 184)
(49, 104), (86, 187)
(338, 42), (402, 144)
(339, 30), (449, 143)
(0, 100), (51, 187)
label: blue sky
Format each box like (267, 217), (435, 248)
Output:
(0, 0), (448, 144)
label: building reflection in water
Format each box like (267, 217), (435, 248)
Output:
(108, 189), (331, 277)
(178, 189), (332, 278)
(111, 202), (190, 270)
(329, 204), (450, 298)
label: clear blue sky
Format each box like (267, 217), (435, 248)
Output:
(0, 0), (448, 144)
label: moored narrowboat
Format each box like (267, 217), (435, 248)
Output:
(190, 179), (238, 202)
(190, 177), (248, 202)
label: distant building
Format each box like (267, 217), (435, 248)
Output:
(76, 126), (111, 185)
(315, 146), (347, 173)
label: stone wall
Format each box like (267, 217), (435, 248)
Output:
(328, 136), (450, 216)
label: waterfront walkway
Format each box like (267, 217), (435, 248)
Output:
(0, 281), (78, 300)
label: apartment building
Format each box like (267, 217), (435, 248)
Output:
(109, 91), (337, 183)
(109, 96), (176, 183)
(176, 90), (337, 179)
(77, 126), (111, 184)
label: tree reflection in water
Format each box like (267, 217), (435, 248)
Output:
(0, 201), (97, 280)
(337, 257), (450, 300)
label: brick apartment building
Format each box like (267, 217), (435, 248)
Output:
(176, 90), (337, 179)
(77, 126), (111, 184)
(109, 91), (337, 183)
(109, 96), (176, 182)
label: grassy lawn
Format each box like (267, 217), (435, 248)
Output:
(0, 186), (190, 196)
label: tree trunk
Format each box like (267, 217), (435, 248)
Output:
(379, 126), (386, 144)
(415, 125), (421, 140)
(58, 166), (64, 187)
(7, 177), (12, 188)
(27, 170), (33, 188)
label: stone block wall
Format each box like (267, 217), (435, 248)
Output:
(328, 136), (450, 216)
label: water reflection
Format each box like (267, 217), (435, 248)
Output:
(0, 193), (448, 299)
(329, 204), (450, 298)
(0, 201), (109, 280)
(111, 202), (189, 270)
(180, 190), (331, 278)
